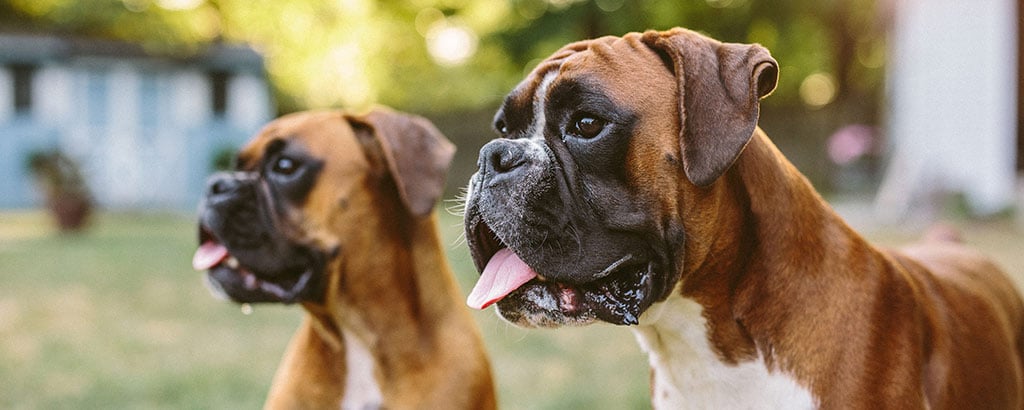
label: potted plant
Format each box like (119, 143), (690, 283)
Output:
(25, 149), (93, 232)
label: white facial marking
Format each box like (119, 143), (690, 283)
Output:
(632, 295), (817, 409)
(463, 71), (557, 215)
(340, 329), (383, 410)
(528, 71), (559, 141)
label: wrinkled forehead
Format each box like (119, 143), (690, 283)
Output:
(496, 33), (669, 126)
(236, 111), (359, 170)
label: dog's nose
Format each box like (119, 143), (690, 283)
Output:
(479, 140), (527, 176)
(206, 172), (249, 198)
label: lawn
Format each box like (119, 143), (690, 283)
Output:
(0, 211), (649, 409)
(1, 209), (1021, 409)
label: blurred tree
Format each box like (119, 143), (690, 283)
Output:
(0, 0), (891, 208)
(0, 0), (886, 120)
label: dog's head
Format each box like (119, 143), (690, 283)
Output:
(463, 28), (777, 327)
(194, 108), (454, 304)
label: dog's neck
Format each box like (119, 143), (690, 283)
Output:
(633, 295), (817, 408)
(302, 213), (489, 406)
(331, 213), (464, 340)
(634, 129), (880, 407)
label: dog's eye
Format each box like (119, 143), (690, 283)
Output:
(494, 119), (508, 135)
(567, 115), (607, 139)
(272, 156), (301, 176)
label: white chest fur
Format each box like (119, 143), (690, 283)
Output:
(631, 296), (817, 409)
(341, 329), (383, 410)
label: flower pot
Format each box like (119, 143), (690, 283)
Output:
(48, 192), (92, 232)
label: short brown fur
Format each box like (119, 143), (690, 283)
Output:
(510, 28), (1024, 408)
(238, 110), (496, 409)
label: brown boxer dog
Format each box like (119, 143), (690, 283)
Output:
(194, 108), (496, 409)
(463, 27), (1024, 408)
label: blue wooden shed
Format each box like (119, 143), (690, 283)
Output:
(0, 33), (273, 210)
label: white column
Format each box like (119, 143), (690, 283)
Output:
(228, 72), (272, 131)
(170, 69), (210, 127)
(0, 67), (12, 122)
(878, 0), (1017, 217)
(34, 65), (73, 126)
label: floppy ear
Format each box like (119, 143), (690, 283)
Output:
(642, 28), (778, 186)
(350, 107), (456, 217)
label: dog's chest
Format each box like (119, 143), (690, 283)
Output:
(632, 297), (816, 409)
(341, 329), (383, 410)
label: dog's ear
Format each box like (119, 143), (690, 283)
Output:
(642, 28), (778, 187)
(350, 108), (456, 217)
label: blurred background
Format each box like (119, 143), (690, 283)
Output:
(0, 0), (1021, 408)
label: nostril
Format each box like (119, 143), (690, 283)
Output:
(207, 175), (239, 196)
(484, 144), (526, 175)
(490, 150), (508, 173)
(210, 180), (228, 195)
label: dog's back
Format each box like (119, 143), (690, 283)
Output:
(894, 234), (1024, 408)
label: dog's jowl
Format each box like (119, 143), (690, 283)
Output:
(464, 27), (1024, 409)
(195, 108), (496, 409)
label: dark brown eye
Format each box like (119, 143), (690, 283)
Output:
(494, 119), (508, 135)
(272, 156), (300, 176)
(568, 115), (606, 139)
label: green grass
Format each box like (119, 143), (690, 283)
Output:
(3, 210), (1022, 409)
(0, 212), (303, 409)
(0, 211), (649, 409)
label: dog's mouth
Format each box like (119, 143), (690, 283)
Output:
(466, 221), (658, 326)
(193, 227), (321, 304)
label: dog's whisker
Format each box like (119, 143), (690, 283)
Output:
(450, 231), (468, 248)
(443, 194), (467, 204)
(444, 194), (468, 217)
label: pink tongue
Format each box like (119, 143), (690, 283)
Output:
(467, 248), (539, 310)
(193, 241), (229, 271)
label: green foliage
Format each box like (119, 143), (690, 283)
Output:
(24, 149), (94, 231)
(2, 0), (886, 116)
(25, 149), (90, 198)
(210, 145), (237, 171)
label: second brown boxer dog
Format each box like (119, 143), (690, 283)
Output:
(464, 28), (1024, 408)
(194, 108), (496, 409)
